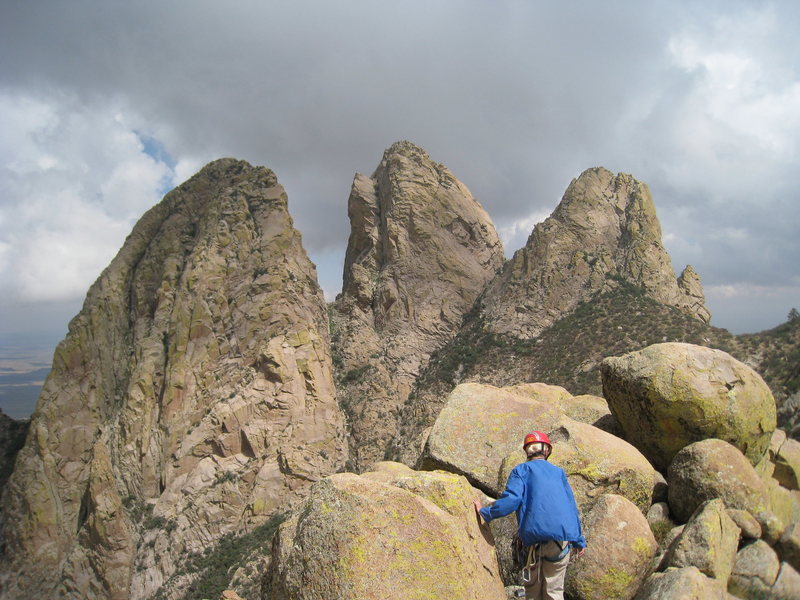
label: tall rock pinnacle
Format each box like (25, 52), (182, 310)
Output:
(479, 167), (711, 338)
(332, 141), (505, 470)
(0, 159), (348, 599)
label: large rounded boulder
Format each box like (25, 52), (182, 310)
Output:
(667, 439), (770, 523)
(635, 566), (728, 599)
(421, 382), (564, 494)
(661, 498), (740, 582)
(498, 417), (657, 514)
(565, 494), (657, 600)
(265, 470), (505, 600)
(601, 342), (776, 471)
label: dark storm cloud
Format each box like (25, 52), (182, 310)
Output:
(1, 1), (798, 336)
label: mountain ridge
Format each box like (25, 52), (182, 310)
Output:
(0, 142), (797, 599)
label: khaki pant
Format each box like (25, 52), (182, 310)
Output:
(522, 540), (570, 600)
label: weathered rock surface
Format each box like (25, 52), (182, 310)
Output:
(661, 499), (740, 582)
(647, 502), (676, 541)
(422, 383), (563, 493)
(602, 342), (776, 471)
(479, 167), (710, 340)
(770, 430), (800, 490)
(728, 539), (800, 600)
(264, 469), (505, 600)
(728, 508), (763, 540)
(0, 159), (348, 599)
(0, 409), (27, 492)
(780, 522), (800, 572)
(668, 439), (771, 524)
(332, 141), (504, 470)
(421, 382), (656, 514)
(634, 566), (728, 600)
(565, 494), (657, 600)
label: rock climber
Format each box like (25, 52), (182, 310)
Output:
(474, 431), (586, 600)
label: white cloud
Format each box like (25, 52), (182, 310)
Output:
(0, 92), (175, 303)
(706, 282), (800, 301)
(662, 6), (800, 196)
(497, 209), (551, 255)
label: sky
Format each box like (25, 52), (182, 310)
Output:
(1, 1), (799, 349)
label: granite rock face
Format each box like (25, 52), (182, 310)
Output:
(332, 141), (504, 470)
(0, 409), (27, 492)
(0, 159), (348, 599)
(479, 167), (710, 339)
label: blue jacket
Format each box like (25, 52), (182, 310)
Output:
(480, 459), (586, 548)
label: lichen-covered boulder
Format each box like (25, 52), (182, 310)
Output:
(422, 383), (563, 494)
(570, 394), (623, 436)
(487, 510), (521, 586)
(503, 385), (615, 431)
(662, 499), (740, 582)
(668, 439), (770, 524)
(764, 478), (800, 534)
(265, 471), (505, 600)
(635, 566), (728, 600)
(498, 417), (657, 516)
(565, 494), (657, 600)
(601, 343), (776, 471)
(361, 461), (488, 524)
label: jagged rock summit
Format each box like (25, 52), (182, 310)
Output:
(332, 141), (505, 470)
(0, 159), (348, 600)
(480, 166), (711, 338)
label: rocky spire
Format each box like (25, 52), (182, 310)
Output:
(332, 141), (505, 470)
(0, 159), (348, 599)
(479, 167), (711, 338)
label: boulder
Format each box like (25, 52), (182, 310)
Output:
(779, 522), (800, 572)
(651, 525), (684, 575)
(265, 471), (505, 600)
(422, 383), (563, 494)
(773, 562), (800, 599)
(487, 510), (522, 586)
(662, 499), (740, 582)
(424, 383), (657, 516)
(727, 509), (763, 541)
(538, 419), (657, 514)
(764, 478), (800, 534)
(668, 439), (770, 524)
(601, 343), (776, 471)
(758, 429), (800, 498)
(634, 566), (728, 600)
(774, 436), (800, 491)
(503, 385), (620, 435)
(726, 540), (800, 600)
(646, 502), (676, 542)
(565, 494), (657, 600)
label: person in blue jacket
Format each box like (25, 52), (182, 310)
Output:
(474, 431), (586, 600)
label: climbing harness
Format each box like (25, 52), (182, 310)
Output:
(521, 540), (570, 585)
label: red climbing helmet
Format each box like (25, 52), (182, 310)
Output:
(522, 431), (552, 450)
